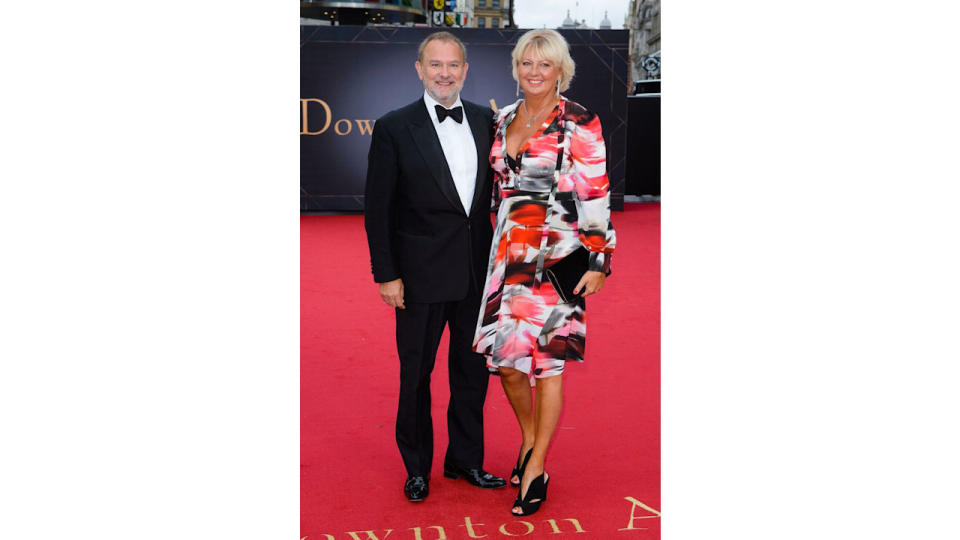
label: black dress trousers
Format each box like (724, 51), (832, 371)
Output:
(394, 283), (490, 477)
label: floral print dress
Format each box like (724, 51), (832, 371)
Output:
(472, 97), (616, 383)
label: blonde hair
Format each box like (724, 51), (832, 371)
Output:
(511, 29), (576, 92)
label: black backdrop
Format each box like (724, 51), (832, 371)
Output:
(626, 94), (661, 197)
(300, 26), (629, 212)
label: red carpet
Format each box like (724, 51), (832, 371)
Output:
(302, 203), (659, 539)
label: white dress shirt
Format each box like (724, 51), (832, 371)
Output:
(423, 91), (478, 215)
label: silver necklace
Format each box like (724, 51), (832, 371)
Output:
(521, 99), (555, 129)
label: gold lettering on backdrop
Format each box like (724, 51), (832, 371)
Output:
(409, 525), (447, 540)
(334, 118), (353, 136)
(300, 99), (378, 136)
(355, 119), (375, 135)
(302, 98), (501, 136)
(618, 497), (661, 531)
(301, 98), (332, 135)
(543, 518), (587, 534)
(460, 517), (488, 538)
(346, 530), (394, 540)
(497, 521), (534, 536)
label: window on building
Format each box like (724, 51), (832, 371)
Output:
(478, 17), (486, 28)
(478, 0), (485, 7)
(492, 0), (500, 7)
(492, 17), (500, 27)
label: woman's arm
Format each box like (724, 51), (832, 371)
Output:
(568, 109), (617, 275)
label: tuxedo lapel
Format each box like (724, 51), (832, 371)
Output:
(408, 100), (466, 215)
(466, 103), (491, 217)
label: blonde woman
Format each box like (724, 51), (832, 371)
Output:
(473, 29), (616, 516)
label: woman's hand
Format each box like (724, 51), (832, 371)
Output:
(573, 270), (606, 297)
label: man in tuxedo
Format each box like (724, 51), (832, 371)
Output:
(364, 32), (505, 502)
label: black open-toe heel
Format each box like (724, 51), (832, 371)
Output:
(512, 472), (548, 516)
(510, 448), (533, 488)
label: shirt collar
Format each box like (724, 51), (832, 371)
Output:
(423, 91), (464, 124)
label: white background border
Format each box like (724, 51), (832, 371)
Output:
(2, 1), (959, 538)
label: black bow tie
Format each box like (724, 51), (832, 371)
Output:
(435, 104), (463, 124)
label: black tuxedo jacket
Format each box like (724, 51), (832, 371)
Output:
(364, 98), (495, 304)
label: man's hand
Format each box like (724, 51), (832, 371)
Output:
(573, 271), (606, 297)
(379, 278), (405, 309)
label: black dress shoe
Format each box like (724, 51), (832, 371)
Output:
(443, 464), (507, 489)
(404, 476), (429, 502)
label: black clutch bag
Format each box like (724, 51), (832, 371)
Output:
(545, 248), (590, 303)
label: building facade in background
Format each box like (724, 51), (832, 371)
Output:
(626, 0), (661, 83)
(560, 9), (591, 29)
(474, 0), (514, 29)
(558, 8), (613, 31)
(599, 11), (613, 30)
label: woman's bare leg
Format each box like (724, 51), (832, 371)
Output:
(514, 373), (562, 513)
(497, 367), (536, 484)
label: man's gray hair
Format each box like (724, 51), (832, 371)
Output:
(417, 31), (467, 63)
